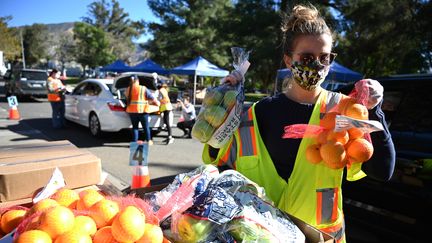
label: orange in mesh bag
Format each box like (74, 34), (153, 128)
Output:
(283, 80), (379, 169)
(12, 189), (161, 242)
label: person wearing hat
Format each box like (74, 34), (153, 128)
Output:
(46, 68), (66, 128)
(158, 81), (174, 144)
(125, 75), (160, 144)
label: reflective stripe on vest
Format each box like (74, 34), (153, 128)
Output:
(126, 84), (149, 113)
(230, 90), (360, 243)
(159, 88), (173, 112)
(238, 108), (257, 156)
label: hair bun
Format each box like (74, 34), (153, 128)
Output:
(281, 4), (320, 32)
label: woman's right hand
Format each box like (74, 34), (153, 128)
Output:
(224, 70), (243, 86)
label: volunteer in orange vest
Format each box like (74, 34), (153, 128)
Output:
(158, 81), (174, 145)
(47, 69), (66, 128)
(125, 75), (160, 144)
(202, 4), (395, 242)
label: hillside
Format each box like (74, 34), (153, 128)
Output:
(13, 22), (147, 67)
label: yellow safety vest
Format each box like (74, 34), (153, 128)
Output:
(47, 77), (63, 102)
(126, 83), (150, 113)
(203, 90), (366, 242)
(159, 87), (173, 112)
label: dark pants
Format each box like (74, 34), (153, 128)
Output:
(50, 101), (65, 128)
(162, 110), (172, 137)
(177, 119), (195, 137)
(129, 113), (151, 142)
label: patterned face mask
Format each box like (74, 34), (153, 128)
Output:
(290, 60), (330, 91)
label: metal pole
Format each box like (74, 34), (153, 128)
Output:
(20, 29), (26, 69)
(193, 74), (197, 105)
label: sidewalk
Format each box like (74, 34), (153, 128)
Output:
(0, 106), (48, 146)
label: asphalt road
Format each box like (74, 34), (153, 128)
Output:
(0, 81), (204, 186)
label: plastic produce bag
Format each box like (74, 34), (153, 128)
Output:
(168, 169), (305, 243)
(192, 47), (251, 148)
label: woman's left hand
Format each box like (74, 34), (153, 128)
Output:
(355, 79), (384, 109)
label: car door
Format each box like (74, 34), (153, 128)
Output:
(65, 82), (87, 122)
(76, 82), (102, 126)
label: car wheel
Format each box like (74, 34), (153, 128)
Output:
(89, 112), (102, 137)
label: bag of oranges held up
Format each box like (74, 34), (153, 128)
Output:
(283, 79), (384, 173)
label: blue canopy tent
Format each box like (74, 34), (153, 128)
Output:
(277, 61), (363, 90)
(100, 60), (130, 73)
(130, 59), (169, 75)
(170, 56), (229, 104)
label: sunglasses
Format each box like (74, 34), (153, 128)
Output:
(291, 52), (337, 66)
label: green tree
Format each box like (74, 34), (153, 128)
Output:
(55, 33), (76, 71)
(0, 16), (20, 61)
(225, 0), (281, 91)
(82, 0), (144, 61)
(73, 22), (115, 69)
(22, 24), (49, 67)
(146, 0), (234, 68)
(332, 0), (432, 76)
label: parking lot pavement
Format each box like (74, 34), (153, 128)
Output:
(0, 106), (48, 145)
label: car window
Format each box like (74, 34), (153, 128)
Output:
(385, 88), (432, 132)
(72, 83), (87, 95)
(83, 82), (102, 96)
(21, 71), (48, 80)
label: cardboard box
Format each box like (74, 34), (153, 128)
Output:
(130, 185), (335, 243)
(0, 140), (101, 202)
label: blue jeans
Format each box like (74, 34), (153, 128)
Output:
(129, 113), (151, 142)
(50, 101), (65, 128)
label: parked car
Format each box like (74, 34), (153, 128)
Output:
(3, 69), (48, 98)
(64, 73), (172, 137)
(338, 74), (432, 242)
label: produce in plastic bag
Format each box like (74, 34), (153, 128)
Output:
(167, 169), (305, 243)
(282, 79), (383, 173)
(192, 47), (251, 148)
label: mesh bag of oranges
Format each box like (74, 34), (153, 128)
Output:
(192, 47), (250, 148)
(283, 80), (384, 173)
(3, 187), (168, 243)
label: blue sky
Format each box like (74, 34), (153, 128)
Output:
(0, 0), (158, 42)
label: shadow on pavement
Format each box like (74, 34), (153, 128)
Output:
(6, 117), (180, 149)
(6, 118), (133, 148)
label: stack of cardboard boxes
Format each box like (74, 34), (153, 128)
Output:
(0, 140), (101, 206)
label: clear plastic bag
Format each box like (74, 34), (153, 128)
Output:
(192, 47), (251, 148)
(167, 169), (305, 243)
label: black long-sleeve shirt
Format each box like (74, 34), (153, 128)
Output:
(255, 92), (395, 181)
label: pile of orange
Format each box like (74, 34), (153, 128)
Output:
(306, 97), (374, 169)
(0, 188), (166, 243)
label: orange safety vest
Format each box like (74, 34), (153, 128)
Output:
(47, 77), (64, 102)
(126, 83), (150, 113)
(159, 87), (173, 112)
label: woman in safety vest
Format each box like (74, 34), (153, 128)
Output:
(158, 81), (174, 144)
(126, 75), (160, 144)
(46, 69), (66, 128)
(203, 4), (395, 242)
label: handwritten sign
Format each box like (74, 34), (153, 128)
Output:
(129, 141), (149, 166)
(7, 96), (18, 107)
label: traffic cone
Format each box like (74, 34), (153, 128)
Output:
(131, 165), (151, 189)
(8, 105), (20, 120)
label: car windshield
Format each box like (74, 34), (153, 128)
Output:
(21, 71), (48, 80)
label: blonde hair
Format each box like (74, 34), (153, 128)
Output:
(281, 4), (332, 55)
